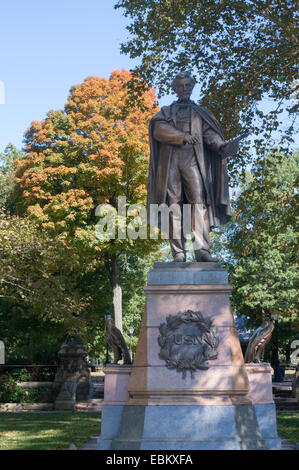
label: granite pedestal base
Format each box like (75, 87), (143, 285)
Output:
(97, 263), (281, 450)
(97, 364), (131, 450)
(107, 403), (279, 450)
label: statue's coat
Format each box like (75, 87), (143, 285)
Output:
(147, 102), (232, 230)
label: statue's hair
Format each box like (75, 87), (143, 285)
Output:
(171, 71), (196, 91)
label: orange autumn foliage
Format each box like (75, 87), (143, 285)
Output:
(14, 70), (159, 241)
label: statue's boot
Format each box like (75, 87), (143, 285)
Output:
(195, 249), (218, 262)
(173, 252), (186, 262)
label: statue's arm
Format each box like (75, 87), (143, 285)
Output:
(202, 121), (226, 153)
(153, 120), (187, 145)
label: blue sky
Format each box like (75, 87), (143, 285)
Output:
(0, 1), (174, 153)
(0, 1), (297, 154)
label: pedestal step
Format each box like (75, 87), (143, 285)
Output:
(98, 403), (280, 450)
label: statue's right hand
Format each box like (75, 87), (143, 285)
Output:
(183, 133), (192, 144)
(183, 133), (200, 145)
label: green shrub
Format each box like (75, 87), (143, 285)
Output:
(10, 368), (33, 381)
(28, 387), (56, 403)
(9, 367), (57, 382)
(0, 374), (30, 403)
(0, 374), (55, 403)
(29, 367), (56, 382)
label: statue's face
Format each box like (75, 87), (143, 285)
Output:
(174, 78), (194, 101)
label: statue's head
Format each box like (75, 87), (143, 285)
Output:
(172, 71), (196, 102)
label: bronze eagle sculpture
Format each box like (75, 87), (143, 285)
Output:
(244, 318), (274, 363)
(105, 312), (132, 365)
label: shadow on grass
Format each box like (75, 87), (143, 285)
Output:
(0, 412), (101, 450)
(276, 413), (299, 445)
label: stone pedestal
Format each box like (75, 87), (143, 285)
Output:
(98, 364), (131, 450)
(128, 263), (249, 405)
(98, 263), (281, 450)
(245, 363), (281, 449)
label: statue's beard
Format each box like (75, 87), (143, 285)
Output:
(177, 95), (192, 102)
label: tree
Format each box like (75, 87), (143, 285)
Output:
(0, 211), (96, 334)
(12, 70), (160, 332)
(115, 0), (298, 182)
(214, 152), (298, 333)
(0, 143), (25, 211)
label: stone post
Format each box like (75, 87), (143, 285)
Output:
(53, 337), (92, 410)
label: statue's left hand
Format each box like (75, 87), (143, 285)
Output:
(220, 139), (239, 158)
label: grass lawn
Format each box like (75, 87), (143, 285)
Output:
(0, 411), (297, 450)
(0, 412), (101, 450)
(91, 370), (105, 377)
(276, 413), (299, 444)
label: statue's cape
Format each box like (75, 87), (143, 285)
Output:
(146, 102), (232, 229)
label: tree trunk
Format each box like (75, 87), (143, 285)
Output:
(105, 255), (123, 333)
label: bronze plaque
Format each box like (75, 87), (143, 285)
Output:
(157, 310), (219, 379)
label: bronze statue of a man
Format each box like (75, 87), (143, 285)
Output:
(147, 71), (239, 262)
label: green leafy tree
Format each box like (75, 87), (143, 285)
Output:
(0, 212), (96, 334)
(0, 143), (25, 211)
(0, 210), (118, 363)
(12, 70), (160, 332)
(115, 0), (298, 182)
(214, 152), (298, 334)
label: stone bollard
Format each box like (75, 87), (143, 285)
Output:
(53, 336), (92, 410)
(54, 381), (77, 411)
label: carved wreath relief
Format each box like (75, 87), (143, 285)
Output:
(157, 310), (219, 379)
